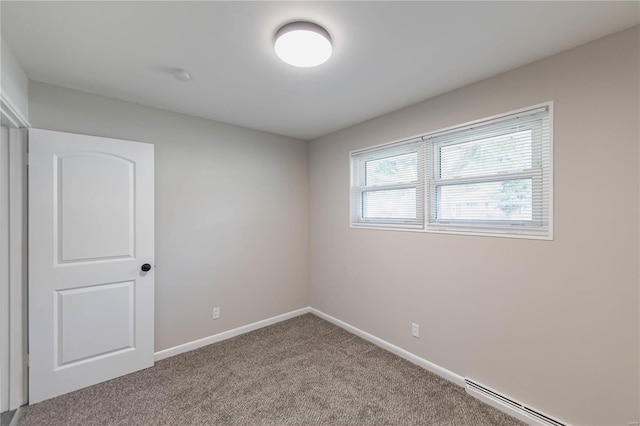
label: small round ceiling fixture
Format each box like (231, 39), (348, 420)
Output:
(172, 69), (192, 82)
(274, 21), (332, 68)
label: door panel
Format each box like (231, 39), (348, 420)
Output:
(56, 280), (135, 366)
(57, 153), (135, 262)
(29, 129), (154, 404)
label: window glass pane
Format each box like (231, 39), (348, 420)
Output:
(363, 188), (416, 219)
(439, 130), (532, 179)
(437, 179), (532, 221)
(365, 152), (417, 186)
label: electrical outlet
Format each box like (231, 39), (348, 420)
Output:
(212, 307), (220, 320)
(411, 323), (419, 338)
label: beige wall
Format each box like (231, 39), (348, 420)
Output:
(309, 26), (640, 426)
(28, 81), (309, 352)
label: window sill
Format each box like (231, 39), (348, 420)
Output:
(350, 223), (552, 240)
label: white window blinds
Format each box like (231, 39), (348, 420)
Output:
(350, 104), (552, 239)
(351, 140), (424, 228)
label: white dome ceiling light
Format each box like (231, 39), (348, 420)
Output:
(274, 21), (332, 68)
(172, 69), (192, 82)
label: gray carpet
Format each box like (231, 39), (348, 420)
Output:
(20, 314), (524, 425)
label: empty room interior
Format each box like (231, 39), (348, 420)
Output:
(1, 1), (639, 426)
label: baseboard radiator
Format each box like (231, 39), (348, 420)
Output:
(465, 379), (566, 426)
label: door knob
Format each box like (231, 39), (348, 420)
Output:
(141, 263), (152, 272)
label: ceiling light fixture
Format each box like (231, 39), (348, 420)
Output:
(274, 21), (332, 68)
(172, 69), (192, 82)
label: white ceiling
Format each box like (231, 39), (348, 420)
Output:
(2, 1), (638, 140)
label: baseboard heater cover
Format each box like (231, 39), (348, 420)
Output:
(465, 379), (566, 426)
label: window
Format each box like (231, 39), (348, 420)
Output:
(351, 141), (424, 228)
(350, 104), (552, 239)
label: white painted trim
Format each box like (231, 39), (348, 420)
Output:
(547, 101), (554, 241)
(0, 92), (30, 129)
(309, 308), (465, 387)
(0, 111), (28, 413)
(310, 308), (570, 426)
(350, 224), (552, 240)
(0, 126), (9, 413)
(154, 307), (311, 361)
(8, 129), (27, 409)
(152, 306), (566, 425)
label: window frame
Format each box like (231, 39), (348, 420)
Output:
(350, 139), (424, 229)
(349, 102), (553, 240)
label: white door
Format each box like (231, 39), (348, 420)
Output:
(28, 129), (154, 404)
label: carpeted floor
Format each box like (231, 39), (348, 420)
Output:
(20, 314), (524, 425)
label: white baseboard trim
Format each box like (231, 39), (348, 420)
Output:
(309, 308), (568, 426)
(154, 307), (311, 361)
(153, 306), (564, 426)
(309, 308), (465, 388)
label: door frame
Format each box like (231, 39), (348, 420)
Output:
(1, 125), (9, 413)
(0, 91), (30, 412)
